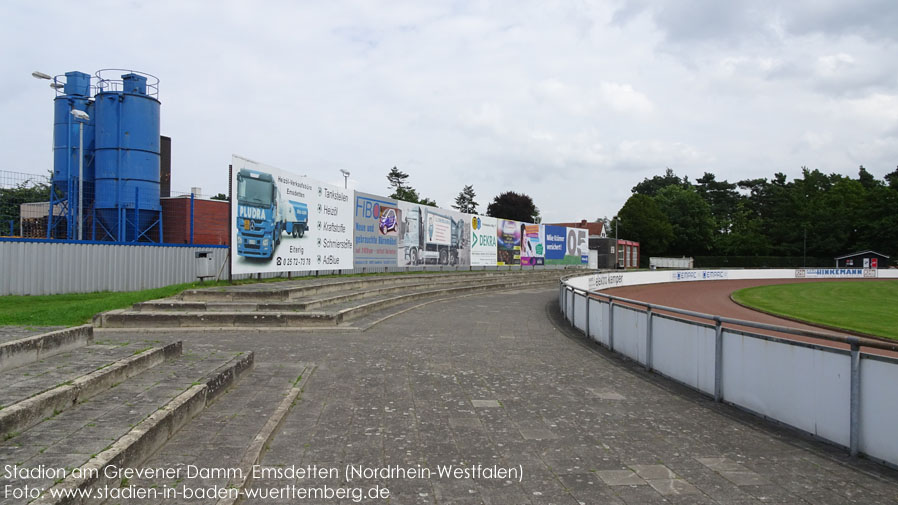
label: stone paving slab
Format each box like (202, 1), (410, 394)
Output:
(42, 288), (898, 505)
(0, 345), (241, 495)
(0, 326), (64, 344)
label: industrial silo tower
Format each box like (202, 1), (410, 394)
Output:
(46, 69), (163, 242)
(49, 71), (95, 239)
(92, 69), (163, 242)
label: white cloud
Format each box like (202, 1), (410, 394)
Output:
(1, 0), (897, 223)
(599, 82), (654, 114)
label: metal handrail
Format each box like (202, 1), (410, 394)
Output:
(94, 69), (160, 98)
(562, 281), (898, 353)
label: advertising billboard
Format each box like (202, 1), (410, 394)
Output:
(544, 225), (588, 265)
(353, 192), (399, 267)
(496, 219), (522, 266)
(230, 155), (354, 274)
(396, 201), (470, 266)
(520, 224), (545, 266)
(567, 226), (589, 265)
(469, 215), (498, 266)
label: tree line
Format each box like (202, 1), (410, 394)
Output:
(615, 166), (898, 261)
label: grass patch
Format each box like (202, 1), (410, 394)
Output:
(732, 280), (898, 340)
(0, 276), (306, 327)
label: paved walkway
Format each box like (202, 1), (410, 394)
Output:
(99, 288), (898, 504)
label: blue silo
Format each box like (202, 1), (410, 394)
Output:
(49, 71), (95, 239)
(93, 71), (162, 242)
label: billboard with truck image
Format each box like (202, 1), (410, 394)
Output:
(230, 155), (354, 275)
(396, 201), (470, 266)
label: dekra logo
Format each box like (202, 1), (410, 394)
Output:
(473, 232), (496, 248)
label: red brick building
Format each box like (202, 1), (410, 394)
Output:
(161, 197), (229, 245)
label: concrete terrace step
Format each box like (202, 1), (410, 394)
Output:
(0, 325), (93, 373)
(0, 339), (165, 410)
(133, 271), (566, 313)
(0, 341), (182, 440)
(178, 269), (568, 302)
(0, 346), (252, 500)
(103, 362), (313, 502)
(95, 274), (563, 328)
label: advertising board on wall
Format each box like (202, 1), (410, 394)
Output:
(470, 215), (498, 266)
(520, 224), (545, 266)
(796, 268), (877, 278)
(353, 192), (398, 267)
(230, 155), (353, 274)
(496, 219), (521, 266)
(396, 201), (470, 266)
(544, 225), (588, 265)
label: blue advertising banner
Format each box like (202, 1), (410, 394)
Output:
(353, 192), (399, 267)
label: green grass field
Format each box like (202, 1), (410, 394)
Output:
(732, 280), (898, 340)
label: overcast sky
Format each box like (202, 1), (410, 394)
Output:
(3, 1), (897, 223)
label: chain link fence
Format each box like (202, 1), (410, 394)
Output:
(0, 170), (228, 245)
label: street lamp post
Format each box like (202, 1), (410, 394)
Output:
(71, 109), (90, 241)
(613, 215), (619, 269)
(339, 169), (350, 189)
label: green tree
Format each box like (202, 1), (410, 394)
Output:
(0, 177), (51, 236)
(615, 194), (674, 257)
(211, 193), (228, 201)
(486, 191), (540, 223)
(632, 167), (689, 196)
(387, 167), (409, 193)
(693, 172), (739, 251)
(386, 167), (436, 206)
(654, 185), (715, 256)
(452, 185), (478, 214)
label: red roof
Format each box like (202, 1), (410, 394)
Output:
(545, 220), (606, 236)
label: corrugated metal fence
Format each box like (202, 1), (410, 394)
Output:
(0, 239), (229, 295)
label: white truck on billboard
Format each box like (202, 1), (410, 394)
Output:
(400, 205), (464, 265)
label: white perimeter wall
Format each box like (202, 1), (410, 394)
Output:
(562, 268), (898, 468)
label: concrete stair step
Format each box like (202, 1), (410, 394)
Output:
(332, 275), (561, 322)
(0, 346), (253, 501)
(96, 274), (562, 329)
(0, 325), (93, 373)
(0, 341), (182, 440)
(179, 269), (567, 301)
(0, 339), (164, 409)
(135, 272), (563, 313)
(103, 362), (314, 500)
(96, 310), (338, 328)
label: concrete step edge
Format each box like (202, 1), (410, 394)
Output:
(32, 351), (254, 505)
(0, 341), (182, 440)
(0, 325), (93, 373)
(96, 311), (337, 328)
(137, 274), (560, 312)
(337, 277), (559, 321)
(215, 365), (316, 505)
(179, 270), (569, 301)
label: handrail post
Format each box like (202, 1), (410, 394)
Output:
(645, 306), (653, 370)
(849, 339), (861, 457)
(585, 294), (591, 339)
(571, 289), (576, 327)
(608, 300), (615, 351)
(714, 318), (723, 402)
